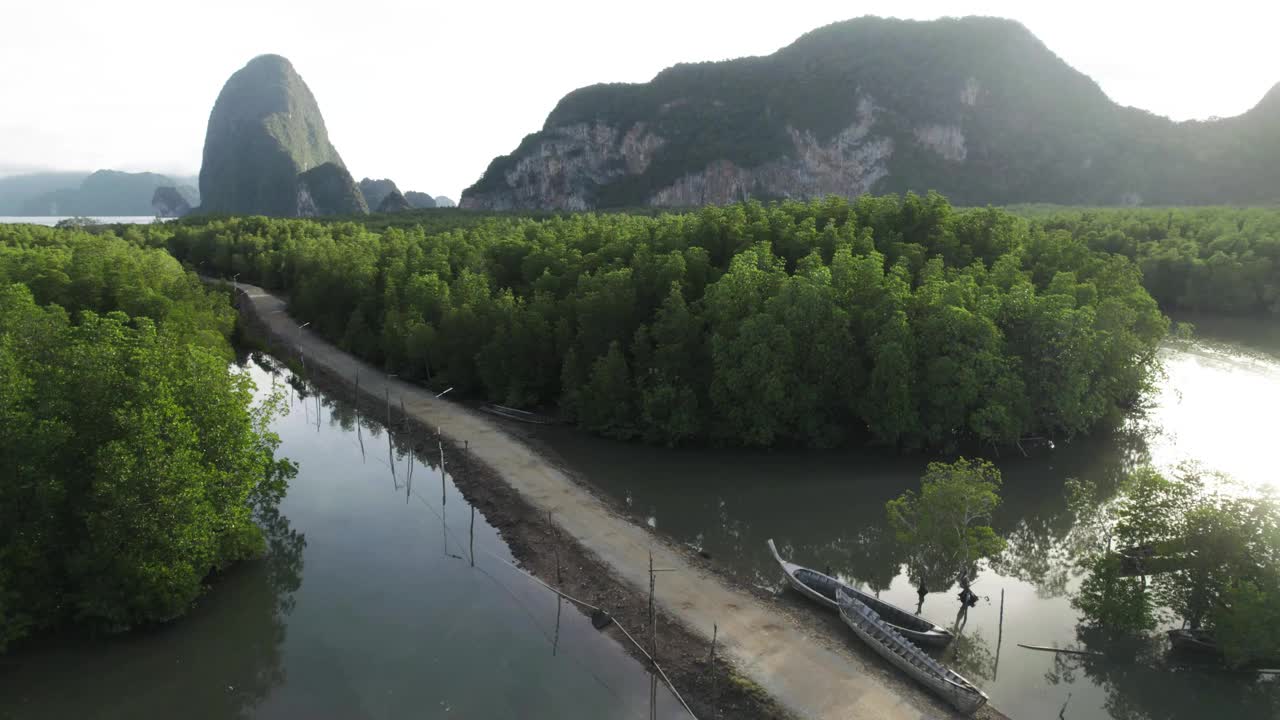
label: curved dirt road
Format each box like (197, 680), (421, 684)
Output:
(233, 279), (964, 720)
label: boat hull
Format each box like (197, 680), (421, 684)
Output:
(837, 589), (987, 715)
(767, 539), (953, 648)
(1168, 629), (1220, 654)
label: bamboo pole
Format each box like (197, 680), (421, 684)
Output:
(553, 596), (563, 657)
(1017, 643), (1106, 657)
(649, 551), (658, 720)
(710, 623), (719, 720)
(549, 510), (561, 585)
(387, 419), (396, 487)
(994, 588), (1005, 680)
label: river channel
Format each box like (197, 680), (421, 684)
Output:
(0, 358), (683, 720)
(531, 315), (1280, 720)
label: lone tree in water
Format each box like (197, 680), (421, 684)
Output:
(886, 458), (1007, 603)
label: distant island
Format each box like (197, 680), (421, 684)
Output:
(0, 170), (197, 216)
(362, 179), (442, 212)
(461, 16), (1280, 210)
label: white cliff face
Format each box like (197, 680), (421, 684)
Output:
(648, 124), (893, 206)
(463, 95), (994, 210)
(913, 124), (968, 162)
(463, 121), (665, 211)
(648, 96), (892, 206)
(296, 187), (318, 217)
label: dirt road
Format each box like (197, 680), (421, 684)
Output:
(232, 279), (965, 720)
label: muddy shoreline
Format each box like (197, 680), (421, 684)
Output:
(237, 297), (791, 720)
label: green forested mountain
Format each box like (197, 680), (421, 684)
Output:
(376, 188), (412, 213)
(297, 162), (369, 216)
(462, 16), (1280, 210)
(404, 191), (438, 209)
(198, 55), (362, 217)
(358, 178), (401, 211)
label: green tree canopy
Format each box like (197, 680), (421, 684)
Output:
(0, 226), (292, 651)
(885, 458), (1007, 592)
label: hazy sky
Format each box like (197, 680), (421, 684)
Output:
(3, 0), (1277, 199)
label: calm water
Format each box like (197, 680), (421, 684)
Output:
(0, 216), (159, 226)
(533, 315), (1280, 720)
(0, 359), (682, 720)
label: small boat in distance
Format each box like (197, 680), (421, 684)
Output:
(479, 403), (556, 425)
(1168, 628), (1221, 655)
(836, 589), (988, 715)
(767, 539), (953, 648)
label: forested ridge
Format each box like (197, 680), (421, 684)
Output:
(464, 16), (1280, 209)
(0, 226), (292, 650)
(166, 193), (1174, 449)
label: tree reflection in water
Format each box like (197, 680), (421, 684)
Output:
(944, 627), (998, 684)
(989, 415), (1154, 600)
(1046, 625), (1280, 720)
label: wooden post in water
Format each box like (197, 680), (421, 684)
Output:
(439, 434), (446, 506)
(400, 396), (407, 431)
(994, 588), (1006, 680)
(469, 505), (475, 567)
(552, 595), (563, 657)
(710, 623), (719, 720)
(649, 551), (658, 720)
(387, 418), (396, 487)
(385, 387), (391, 428)
(548, 510), (561, 585)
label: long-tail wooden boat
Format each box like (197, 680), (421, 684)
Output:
(1167, 629), (1280, 668)
(767, 539), (953, 648)
(479, 403), (556, 425)
(1168, 628), (1220, 654)
(836, 588), (988, 715)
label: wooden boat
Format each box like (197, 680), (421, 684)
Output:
(767, 539), (953, 648)
(479, 403), (556, 425)
(1168, 629), (1220, 655)
(836, 589), (988, 715)
(1113, 540), (1196, 577)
